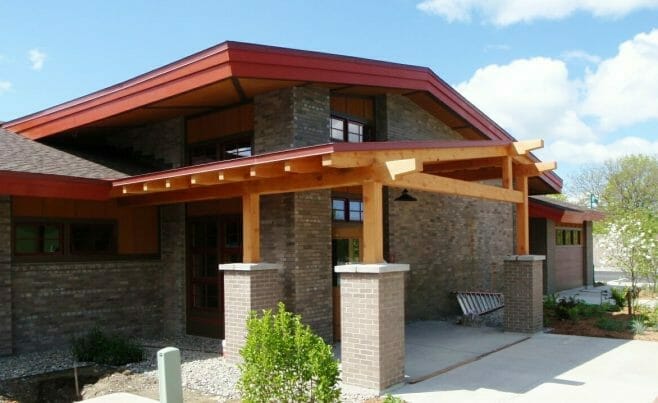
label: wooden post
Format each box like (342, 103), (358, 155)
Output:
(501, 156), (513, 190)
(242, 192), (260, 263)
(515, 175), (529, 255)
(362, 181), (384, 264)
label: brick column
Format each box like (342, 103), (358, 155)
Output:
(219, 263), (282, 363)
(0, 196), (12, 355)
(504, 255), (545, 333)
(336, 263), (409, 393)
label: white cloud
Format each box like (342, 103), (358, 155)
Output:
(28, 49), (46, 71)
(548, 137), (658, 164)
(561, 50), (602, 64)
(455, 57), (595, 142)
(0, 81), (11, 94)
(581, 29), (658, 131)
(417, 0), (658, 26)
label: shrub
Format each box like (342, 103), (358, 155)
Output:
(238, 302), (340, 403)
(610, 287), (627, 308)
(383, 394), (405, 403)
(630, 319), (647, 335)
(71, 328), (144, 366)
(554, 296), (580, 320)
(543, 294), (559, 311)
(595, 317), (627, 332)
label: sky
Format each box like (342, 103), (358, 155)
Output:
(1, 0), (658, 182)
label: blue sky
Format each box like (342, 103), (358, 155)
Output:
(1, 0), (658, 181)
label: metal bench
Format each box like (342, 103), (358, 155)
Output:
(454, 291), (505, 318)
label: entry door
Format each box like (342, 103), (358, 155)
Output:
(187, 216), (242, 339)
(331, 237), (361, 342)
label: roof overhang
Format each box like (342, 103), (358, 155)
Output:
(111, 140), (554, 206)
(529, 197), (605, 224)
(0, 41), (562, 194)
(0, 170), (111, 200)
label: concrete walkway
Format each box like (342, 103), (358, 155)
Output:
(393, 333), (658, 402)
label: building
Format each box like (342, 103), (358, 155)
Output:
(530, 196), (604, 294)
(0, 42), (561, 391)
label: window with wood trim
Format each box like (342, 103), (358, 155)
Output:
(188, 133), (253, 165)
(14, 223), (62, 255)
(332, 198), (363, 222)
(556, 228), (582, 246)
(13, 221), (117, 257)
(70, 222), (117, 254)
(330, 116), (368, 143)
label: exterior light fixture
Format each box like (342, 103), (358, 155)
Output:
(394, 189), (417, 202)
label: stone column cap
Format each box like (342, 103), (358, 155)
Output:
(504, 255), (546, 261)
(334, 263), (410, 274)
(219, 262), (281, 271)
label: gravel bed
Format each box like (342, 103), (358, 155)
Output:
(1, 335), (378, 402)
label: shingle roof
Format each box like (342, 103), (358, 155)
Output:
(0, 128), (128, 180)
(530, 195), (588, 212)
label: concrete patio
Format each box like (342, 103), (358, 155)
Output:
(393, 332), (658, 402)
(336, 320), (529, 390)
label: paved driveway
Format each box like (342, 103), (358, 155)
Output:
(393, 333), (658, 402)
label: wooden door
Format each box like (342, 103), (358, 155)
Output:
(186, 215), (242, 339)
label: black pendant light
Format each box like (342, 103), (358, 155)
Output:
(394, 189), (417, 202)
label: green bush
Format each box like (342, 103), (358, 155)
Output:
(238, 302), (340, 403)
(71, 327), (144, 366)
(610, 287), (627, 308)
(630, 318), (647, 335)
(595, 317), (627, 332)
(543, 294), (559, 311)
(383, 394), (405, 403)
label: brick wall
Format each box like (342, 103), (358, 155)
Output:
(107, 117), (185, 169)
(340, 271), (405, 391)
(381, 94), (514, 320)
(160, 204), (186, 336)
(503, 256), (543, 333)
(254, 86), (333, 342)
(11, 260), (162, 353)
(0, 196), (12, 355)
(223, 268), (283, 363)
(254, 85), (330, 153)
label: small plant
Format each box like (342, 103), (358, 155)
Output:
(543, 294), (559, 310)
(238, 302), (340, 403)
(610, 287), (627, 308)
(554, 296), (580, 320)
(595, 317), (627, 332)
(71, 327), (144, 366)
(629, 318), (647, 335)
(382, 394), (405, 403)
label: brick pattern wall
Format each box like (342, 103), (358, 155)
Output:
(223, 269), (282, 363)
(0, 196), (12, 355)
(292, 191), (332, 341)
(340, 271), (405, 391)
(11, 260), (162, 353)
(160, 204), (186, 336)
(254, 86), (330, 153)
(107, 117), (185, 169)
(254, 86), (333, 342)
(503, 257), (543, 333)
(385, 94), (461, 141)
(382, 94), (514, 320)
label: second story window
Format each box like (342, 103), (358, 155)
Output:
(188, 133), (253, 165)
(332, 198), (364, 222)
(331, 117), (365, 143)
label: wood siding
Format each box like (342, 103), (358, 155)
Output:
(12, 196), (159, 254)
(186, 104), (254, 144)
(330, 95), (374, 123)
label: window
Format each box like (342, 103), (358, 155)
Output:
(188, 133), (253, 165)
(330, 117), (366, 143)
(14, 223), (62, 255)
(332, 198), (363, 222)
(13, 221), (117, 257)
(70, 222), (116, 254)
(556, 228), (582, 246)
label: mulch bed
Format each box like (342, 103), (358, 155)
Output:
(547, 311), (658, 342)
